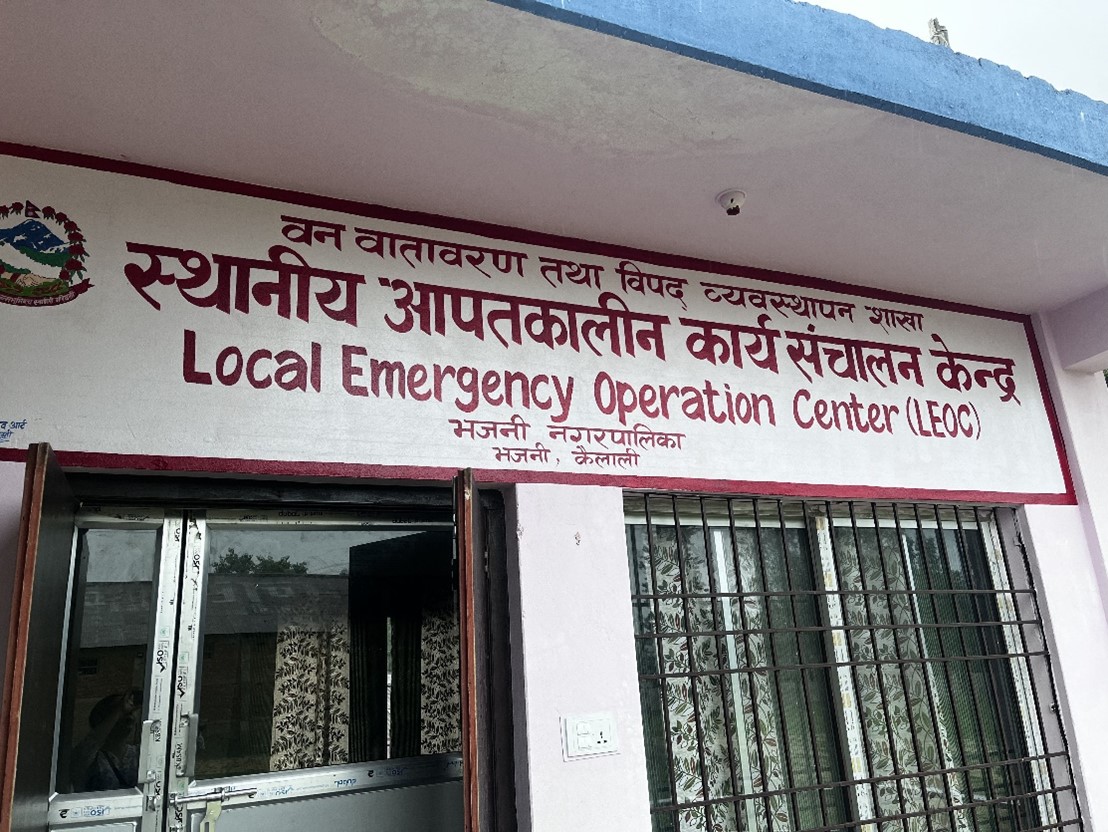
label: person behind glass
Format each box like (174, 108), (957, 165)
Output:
(71, 690), (141, 791)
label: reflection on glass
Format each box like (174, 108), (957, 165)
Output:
(58, 529), (159, 794)
(195, 528), (459, 780)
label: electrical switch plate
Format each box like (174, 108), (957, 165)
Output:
(562, 712), (619, 760)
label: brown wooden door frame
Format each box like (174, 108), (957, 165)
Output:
(454, 467), (517, 832)
(1, 457), (513, 832)
(455, 468), (480, 832)
(2, 444), (77, 832)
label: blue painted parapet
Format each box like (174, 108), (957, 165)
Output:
(498, 0), (1108, 176)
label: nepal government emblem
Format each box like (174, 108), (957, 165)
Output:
(0, 200), (91, 307)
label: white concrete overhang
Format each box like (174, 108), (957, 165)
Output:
(1, 0), (1106, 324)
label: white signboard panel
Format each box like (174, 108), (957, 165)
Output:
(0, 151), (1072, 502)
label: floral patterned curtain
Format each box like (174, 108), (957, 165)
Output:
(823, 516), (965, 832)
(270, 611), (351, 770)
(628, 511), (847, 832)
(269, 588), (459, 770)
(645, 527), (734, 832)
(630, 501), (1047, 832)
(419, 603), (461, 754)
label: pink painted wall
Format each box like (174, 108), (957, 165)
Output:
(1025, 315), (1108, 831)
(510, 484), (652, 832)
(1046, 286), (1108, 372)
(505, 465), (1108, 832)
(0, 460), (25, 682)
(1034, 314), (1108, 615)
(1020, 504), (1108, 831)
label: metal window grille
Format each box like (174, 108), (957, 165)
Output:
(624, 493), (1084, 832)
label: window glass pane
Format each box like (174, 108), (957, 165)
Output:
(194, 527), (458, 779)
(629, 496), (1080, 832)
(58, 528), (160, 794)
(627, 520), (675, 814)
(625, 497), (850, 832)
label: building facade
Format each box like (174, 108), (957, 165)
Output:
(2, 2), (1108, 832)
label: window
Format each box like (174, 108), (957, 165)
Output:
(195, 523), (460, 779)
(625, 494), (1083, 832)
(7, 454), (516, 832)
(55, 515), (460, 793)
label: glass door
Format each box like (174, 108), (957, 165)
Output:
(48, 508), (179, 832)
(48, 507), (464, 832)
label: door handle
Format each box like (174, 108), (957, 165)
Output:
(169, 785), (259, 807)
(200, 800), (222, 832)
(168, 786), (258, 832)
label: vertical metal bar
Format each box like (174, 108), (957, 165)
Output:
(715, 502), (757, 832)
(846, 501), (910, 832)
(699, 497), (742, 830)
(803, 514), (860, 832)
(752, 498), (802, 829)
(990, 508), (1069, 828)
(931, 505), (1004, 832)
(669, 495), (715, 829)
(165, 512), (210, 832)
(142, 514), (185, 830)
(824, 501), (885, 831)
(952, 508), (1028, 821)
(775, 499), (832, 831)
(808, 501), (872, 828)
(977, 508), (1051, 828)
(643, 494), (680, 828)
(727, 497), (776, 832)
(869, 503), (932, 832)
(910, 502), (977, 832)
(891, 504), (959, 832)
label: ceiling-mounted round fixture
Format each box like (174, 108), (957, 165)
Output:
(716, 189), (747, 216)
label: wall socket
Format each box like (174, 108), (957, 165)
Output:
(562, 712), (619, 760)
